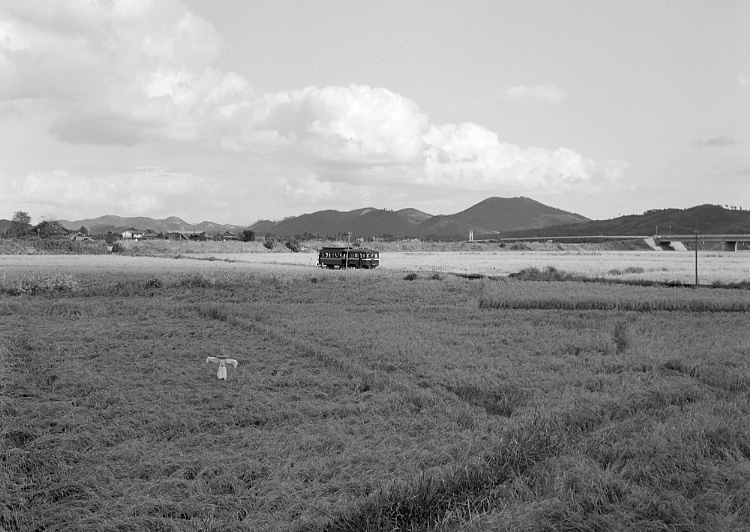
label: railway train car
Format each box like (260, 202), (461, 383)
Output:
(317, 247), (380, 269)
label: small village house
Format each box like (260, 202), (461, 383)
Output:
(140, 229), (161, 240)
(69, 232), (93, 242)
(122, 228), (144, 240)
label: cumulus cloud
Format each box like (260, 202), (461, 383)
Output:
(1, 1), (629, 211)
(1, 0), (244, 145)
(422, 123), (628, 192)
(278, 174), (335, 202)
(506, 85), (565, 104)
(10, 168), (215, 218)
(224, 84), (429, 167)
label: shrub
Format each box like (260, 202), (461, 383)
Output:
(144, 277), (163, 289)
(263, 240), (275, 250)
(0, 238), (108, 255)
(509, 266), (575, 282)
(0, 273), (80, 296)
(285, 240), (301, 252)
(404, 272), (418, 281)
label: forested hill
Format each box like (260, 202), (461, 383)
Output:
(261, 197), (589, 239)
(499, 205), (750, 238)
(4, 202), (747, 241)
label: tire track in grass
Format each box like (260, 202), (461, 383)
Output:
(5, 297), (423, 531)
(193, 301), (735, 532)
(657, 357), (750, 394)
(193, 302), (468, 415)
(194, 297), (521, 425)
(190, 301), (514, 527)
(295, 379), (719, 531)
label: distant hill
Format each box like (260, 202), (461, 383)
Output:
(453, 197), (588, 231)
(41, 197), (591, 240)
(500, 205), (750, 238)
(246, 220), (278, 235)
(259, 207), (434, 239)
(57, 215), (246, 236)
(253, 197), (589, 239)
(396, 208), (433, 225)
(9, 200), (746, 243)
(413, 197), (588, 239)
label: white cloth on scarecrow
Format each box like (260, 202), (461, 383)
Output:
(206, 357), (238, 380)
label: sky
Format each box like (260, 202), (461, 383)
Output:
(1, 0), (748, 226)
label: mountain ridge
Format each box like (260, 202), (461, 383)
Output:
(2, 199), (747, 240)
(500, 204), (750, 238)
(259, 197), (589, 239)
(48, 196), (586, 238)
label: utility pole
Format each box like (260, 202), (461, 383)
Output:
(345, 232), (351, 269)
(694, 231), (699, 289)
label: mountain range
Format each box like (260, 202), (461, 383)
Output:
(46, 197), (587, 239)
(50, 215), (246, 237)
(2, 197), (747, 240)
(501, 204), (750, 238)
(254, 197), (588, 240)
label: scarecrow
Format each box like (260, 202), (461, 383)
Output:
(206, 356), (238, 380)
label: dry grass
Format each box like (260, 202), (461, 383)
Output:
(113, 239), (289, 256)
(3, 244), (749, 284)
(2, 257), (750, 531)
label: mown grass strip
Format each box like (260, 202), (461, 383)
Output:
(478, 273), (750, 313)
(509, 266), (750, 290)
(478, 295), (750, 312)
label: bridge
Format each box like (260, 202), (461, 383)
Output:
(653, 234), (750, 252)
(490, 234), (750, 251)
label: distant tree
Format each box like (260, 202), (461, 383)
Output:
(9, 211), (31, 237)
(79, 225), (89, 236)
(241, 229), (255, 242)
(35, 219), (68, 239)
(12, 211), (30, 225)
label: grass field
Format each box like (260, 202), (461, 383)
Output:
(2, 253), (750, 531)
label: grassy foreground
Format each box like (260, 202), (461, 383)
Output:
(2, 267), (749, 531)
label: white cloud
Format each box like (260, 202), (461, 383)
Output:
(1, 0), (241, 145)
(10, 168), (215, 218)
(506, 85), (565, 104)
(739, 74), (750, 88)
(422, 123), (628, 192)
(278, 174), (335, 202)
(0, 1), (629, 217)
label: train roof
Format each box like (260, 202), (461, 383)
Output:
(318, 246), (379, 252)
